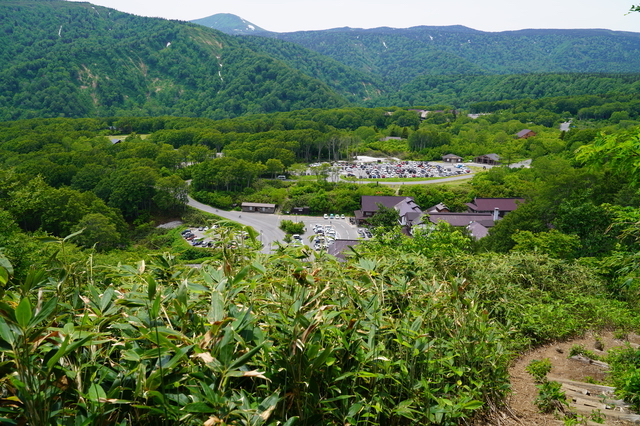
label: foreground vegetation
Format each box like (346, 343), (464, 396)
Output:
(0, 231), (637, 425)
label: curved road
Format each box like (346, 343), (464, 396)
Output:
(187, 196), (286, 254)
(349, 173), (475, 186)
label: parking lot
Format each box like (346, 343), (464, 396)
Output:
(180, 217), (371, 252)
(180, 225), (253, 249)
(338, 160), (472, 180)
(183, 199), (371, 253)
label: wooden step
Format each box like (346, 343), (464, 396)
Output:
(547, 376), (640, 424)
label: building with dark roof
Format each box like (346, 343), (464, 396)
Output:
(327, 239), (362, 260)
(473, 154), (501, 165)
(442, 154), (463, 163)
(466, 198), (524, 218)
(424, 212), (496, 228)
(516, 129), (536, 139)
(241, 202), (276, 213)
(426, 203), (450, 213)
(355, 196), (422, 227)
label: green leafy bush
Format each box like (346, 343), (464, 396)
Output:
(526, 358), (552, 383)
(279, 219), (305, 235)
(535, 380), (569, 414)
(607, 346), (640, 411)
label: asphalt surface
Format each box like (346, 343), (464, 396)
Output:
(187, 197), (362, 254)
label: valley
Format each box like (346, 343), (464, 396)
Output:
(0, 2), (639, 425)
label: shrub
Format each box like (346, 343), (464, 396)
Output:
(535, 380), (569, 414)
(526, 358), (552, 383)
(279, 219), (305, 234)
(607, 346), (640, 411)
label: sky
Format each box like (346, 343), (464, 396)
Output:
(67, 0), (640, 33)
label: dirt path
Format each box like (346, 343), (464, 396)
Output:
(503, 331), (640, 425)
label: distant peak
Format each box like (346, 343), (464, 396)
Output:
(190, 13), (270, 35)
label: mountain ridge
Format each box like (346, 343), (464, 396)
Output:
(190, 13), (638, 36)
(1, 4), (640, 121)
(191, 13), (640, 93)
(190, 13), (270, 35)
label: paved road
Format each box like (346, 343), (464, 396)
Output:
(187, 196), (361, 254)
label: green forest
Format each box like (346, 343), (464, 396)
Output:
(1, 1), (640, 425)
(4, 1), (640, 120)
(1, 92), (640, 424)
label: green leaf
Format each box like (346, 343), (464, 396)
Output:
(254, 391), (280, 422)
(182, 402), (215, 413)
(159, 345), (193, 371)
(63, 228), (85, 242)
(147, 276), (157, 301)
(29, 297), (57, 329)
(87, 383), (107, 401)
(0, 268), (8, 286)
(311, 347), (334, 371)
(462, 400), (484, 410)
(251, 261), (266, 274)
(347, 402), (363, 418)
(36, 237), (61, 244)
(209, 291), (224, 323)
(15, 298), (32, 329)
(228, 341), (266, 370)
(232, 265), (250, 285)
(150, 293), (161, 319)
(46, 335), (94, 372)
(99, 287), (114, 313)
(0, 318), (15, 345)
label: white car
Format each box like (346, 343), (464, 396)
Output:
(324, 214), (328, 219)
(340, 214), (345, 219)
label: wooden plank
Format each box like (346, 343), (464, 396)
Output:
(547, 376), (616, 394)
(541, 377), (640, 423)
(569, 354), (611, 369)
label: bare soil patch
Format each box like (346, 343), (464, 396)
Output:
(501, 331), (640, 426)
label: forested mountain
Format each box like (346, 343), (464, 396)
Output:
(380, 73), (640, 107)
(3, 2), (640, 122)
(194, 15), (640, 90)
(0, 0), (375, 120)
(273, 27), (640, 88)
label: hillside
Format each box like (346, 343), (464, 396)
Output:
(2, 3), (640, 121)
(193, 15), (640, 86)
(0, 0), (371, 120)
(274, 27), (640, 88)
